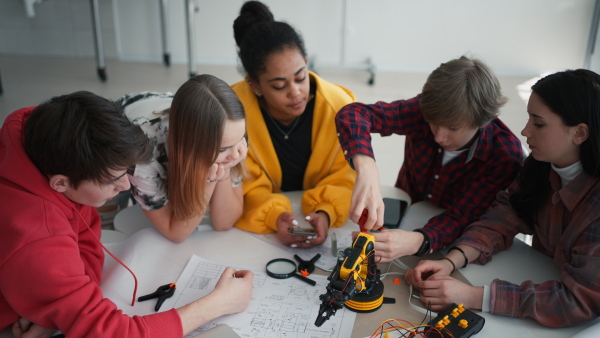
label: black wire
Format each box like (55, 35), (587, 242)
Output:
(418, 301), (432, 338)
(387, 320), (409, 338)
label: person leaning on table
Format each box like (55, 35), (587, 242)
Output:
(118, 75), (248, 243)
(0, 91), (253, 337)
(406, 69), (600, 327)
(231, 1), (356, 248)
(336, 56), (524, 261)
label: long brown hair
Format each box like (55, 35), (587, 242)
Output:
(167, 75), (246, 221)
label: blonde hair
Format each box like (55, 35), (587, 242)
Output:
(420, 56), (507, 128)
(167, 75), (246, 221)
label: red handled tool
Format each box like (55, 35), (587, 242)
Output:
(358, 209), (368, 232)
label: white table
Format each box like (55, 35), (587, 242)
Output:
(105, 187), (599, 337)
(3, 186), (598, 337)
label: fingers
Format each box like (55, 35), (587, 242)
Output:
(222, 267), (237, 279)
(405, 260), (445, 285)
(233, 269), (254, 280)
(223, 268), (254, 283)
(12, 322), (23, 338)
(405, 267), (430, 286)
(415, 274), (453, 290)
(277, 212), (330, 248)
(415, 275), (470, 311)
(278, 227), (315, 247)
(350, 201), (383, 230)
(289, 237), (323, 248)
(12, 317), (32, 337)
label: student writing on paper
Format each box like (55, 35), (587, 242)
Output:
(406, 69), (600, 327)
(0, 92), (254, 336)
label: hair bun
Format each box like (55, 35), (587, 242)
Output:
(233, 1), (274, 47)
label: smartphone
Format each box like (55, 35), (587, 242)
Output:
(290, 227), (317, 236)
(383, 198), (408, 229)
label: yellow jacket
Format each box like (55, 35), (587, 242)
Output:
(232, 72), (356, 233)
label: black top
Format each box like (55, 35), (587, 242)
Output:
(261, 84), (316, 191)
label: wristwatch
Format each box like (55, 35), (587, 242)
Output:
(413, 229), (431, 256)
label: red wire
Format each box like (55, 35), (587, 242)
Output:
(74, 208), (138, 306)
(328, 271), (354, 306)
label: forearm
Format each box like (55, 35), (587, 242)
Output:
(445, 244), (481, 269)
(143, 204), (205, 242)
(177, 293), (226, 335)
(352, 153), (377, 173)
(209, 178), (243, 231)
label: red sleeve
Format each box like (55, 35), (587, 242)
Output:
(0, 222), (183, 336)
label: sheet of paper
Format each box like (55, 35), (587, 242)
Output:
(161, 255), (356, 338)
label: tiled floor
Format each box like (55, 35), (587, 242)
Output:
(0, 55), (533, 186)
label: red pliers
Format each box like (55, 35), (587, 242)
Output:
(138, 282), (176, 311)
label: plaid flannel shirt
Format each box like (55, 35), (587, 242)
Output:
(457, 170), (600, 327)
(335, 95), (523, 251)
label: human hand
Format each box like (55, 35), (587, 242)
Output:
(405, 259), (454, 286)
(348, 155), (383, 230)
(211, 267), (254, 315)
(276, 212), (316, 248)
(206, 164), (229, 183)
(353, 228), (424, 262)
(301, 211), (329, 246)
(414, 275), (483, 312)
(12, 317), (57, 338)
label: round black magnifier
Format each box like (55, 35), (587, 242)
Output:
(266, 258), (317, 286)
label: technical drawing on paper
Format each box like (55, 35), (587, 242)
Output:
(160, 255), (356, 338)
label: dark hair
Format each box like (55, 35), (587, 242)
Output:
(233, 0), (307, 80)
(168, 74), (246, 221)
(511, 69), (600, 223)
(24, 91), (152, 188)
(421, 56), (507, 128)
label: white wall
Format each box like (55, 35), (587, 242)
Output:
(0, 0), (118, 58)
(0, 0), (596, 76)
(112, 0), (596, 76)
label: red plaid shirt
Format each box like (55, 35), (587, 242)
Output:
(336, 95), (524, 251)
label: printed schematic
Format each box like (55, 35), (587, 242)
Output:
(160, 255), (356, 338)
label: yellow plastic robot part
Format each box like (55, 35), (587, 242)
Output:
(339, 233), (375, 292)
(458, 319), (469, 328)
(442, 315), (451, 325)
(451, 308), (460, 318)
(345, 295), (384, 312)
(457, 303), (466, 313)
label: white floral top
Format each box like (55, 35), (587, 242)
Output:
(117, 92), (173, 211)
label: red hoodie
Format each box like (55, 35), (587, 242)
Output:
(0, 108), (183, 336)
